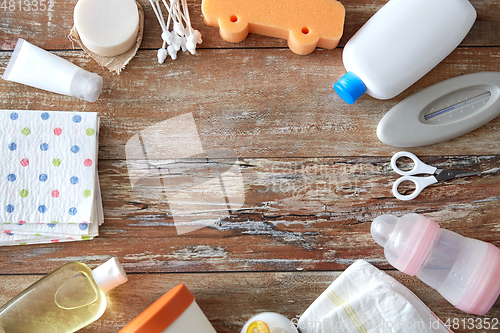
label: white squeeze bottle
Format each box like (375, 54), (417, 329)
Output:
(334, 0), (477, 104)
(118, 284), (217, 333)
(0, 257), (128, 333)
(371, 214), (500, 315)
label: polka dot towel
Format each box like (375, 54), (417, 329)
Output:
(0, 110), (102, 246)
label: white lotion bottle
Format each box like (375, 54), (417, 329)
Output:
(118, 284), (216, 333)
(334, 0), (476, 104)
(2, 39), (103, 102)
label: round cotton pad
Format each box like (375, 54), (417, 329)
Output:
(74, 0), (139, 57)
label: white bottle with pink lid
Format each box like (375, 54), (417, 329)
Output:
(371, 213), (500, 315)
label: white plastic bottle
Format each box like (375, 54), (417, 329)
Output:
(0, 258), (128, 333)
(118, 284), (217, 333)
(334, 0), (476, 104)
(371, 213), (500, 315)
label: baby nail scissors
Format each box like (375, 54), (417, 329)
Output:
(391, 151), (480, 201)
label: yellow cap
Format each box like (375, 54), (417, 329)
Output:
(247, 320), (270, 333)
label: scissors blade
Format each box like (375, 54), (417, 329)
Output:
(434, 169), (480, 182)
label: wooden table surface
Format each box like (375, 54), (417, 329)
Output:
(1, 0), (500, 332)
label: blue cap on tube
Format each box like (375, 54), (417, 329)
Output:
(334, 71), (367, 104)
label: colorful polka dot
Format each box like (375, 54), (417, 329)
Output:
(2, 112), (98, 236)
(71, 145), (80, 153)
(47, 223), (56, 228)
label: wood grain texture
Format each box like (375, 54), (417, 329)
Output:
(1, 156), (499, 275)
(0, 0), (499, 51)
(1, 47), (500, 159)
(0, 0), (499, 332)
(1, 272), (499, 333)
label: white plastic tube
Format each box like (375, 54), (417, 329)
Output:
(2, 38), (103, 102)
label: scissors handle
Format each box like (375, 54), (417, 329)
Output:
(391, 151), (437, 176)
(392, 176), (438, 201)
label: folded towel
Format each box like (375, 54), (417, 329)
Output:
(0, 110), (102, 245)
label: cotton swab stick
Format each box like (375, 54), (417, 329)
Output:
(151, 0), (202, 62)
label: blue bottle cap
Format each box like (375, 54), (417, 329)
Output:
(334, 71), (367, 104)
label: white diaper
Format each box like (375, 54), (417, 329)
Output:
(297, 260), (452, 333)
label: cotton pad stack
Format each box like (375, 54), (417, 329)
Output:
(0, 110), (103, 246)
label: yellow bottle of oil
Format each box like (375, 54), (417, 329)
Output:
(0, 257), (127, 333)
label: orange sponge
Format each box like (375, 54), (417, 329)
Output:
(201, 0), (345, 55)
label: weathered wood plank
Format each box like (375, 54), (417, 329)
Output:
(0, 0), (499, 51)
(0, 156), (498, 274)
(0, 0), (499, 331)
(0, 271), (498, 333)
(1, 48), (500, 159)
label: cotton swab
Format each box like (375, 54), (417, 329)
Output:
(150, 0), (202, 63)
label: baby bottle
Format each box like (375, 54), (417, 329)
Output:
(0, 257), (128, 333)
(334, 0), (476, 104)
(371, 213), (500, 315)
(241, 312), (298, 333)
